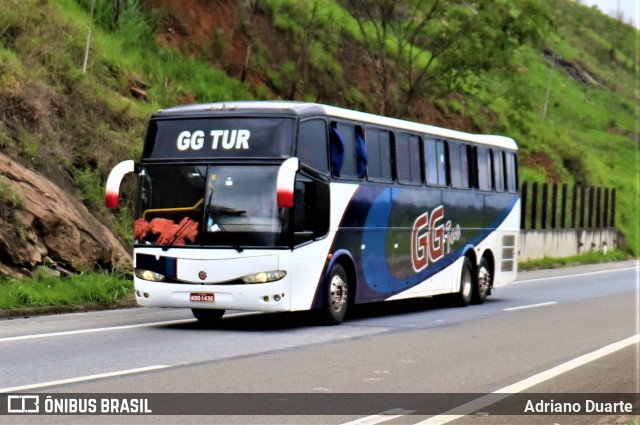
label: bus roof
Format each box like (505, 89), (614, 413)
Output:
(156, 101), (518, 151)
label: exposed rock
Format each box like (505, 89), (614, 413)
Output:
(543, 49), (608, 90)
(0, 153), (131, 278)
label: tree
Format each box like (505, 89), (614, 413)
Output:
(239, 0), (262, 83)
(343, 0), (551, 117)
(267, 0), (343, 102)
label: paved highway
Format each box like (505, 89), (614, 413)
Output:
(0, 261), (638, 424)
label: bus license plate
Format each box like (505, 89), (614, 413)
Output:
(190, 293), (214, 302)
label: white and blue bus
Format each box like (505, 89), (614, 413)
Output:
(106, 101), (520, 325)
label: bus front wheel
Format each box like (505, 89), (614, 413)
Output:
(456, 257), (473, 306)
(322, 263), (349, 325)
(192, 308), (225, 324)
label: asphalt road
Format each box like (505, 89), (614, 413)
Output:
(0, 260), (638, 424)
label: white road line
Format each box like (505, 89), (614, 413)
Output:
(0, 365), (169, 393)
(503, 301), (558, 311)
(341, 409), (416, 425)
(0, 312), (258, 344)
(413, 333), (640, 425)
(515, 266), (639, 284)
(0, 319), (195, 343)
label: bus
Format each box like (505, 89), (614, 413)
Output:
(106, 101), (520, 325)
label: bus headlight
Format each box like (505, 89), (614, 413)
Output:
(241, 270), (286, 284)
(135, 269), (166, 282)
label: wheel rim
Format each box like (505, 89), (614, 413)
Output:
(461, 266), (472, 298)
(329, 274), (348, 313)
(478, 265), (491, 297)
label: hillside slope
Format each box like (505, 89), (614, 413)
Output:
(0, 0), (637, 277)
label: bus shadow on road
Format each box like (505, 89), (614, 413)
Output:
(348, 295), (464, 321)
(162, 294), (496, 331)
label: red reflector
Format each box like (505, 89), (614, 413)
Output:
(105, 192), (119, 209)
(277, 188), (294, 208)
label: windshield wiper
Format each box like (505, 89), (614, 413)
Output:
(162, 218), (194, 251)
(209, 204), (247, 217)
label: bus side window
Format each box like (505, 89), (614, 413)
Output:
(449, 142), (471, 189)
(475, 147), (492, 191)
(464, 145), (473, 188)
(396, 133), (422, 184)
(492, 149), (505, 192)
(365, 128), (393, 182)
(425, 138), (447, 186)
(505, 151), (518, 193)
(330, 122), (366, 179)
(298, 120), (328, 174)
(449, 143), (461, 188)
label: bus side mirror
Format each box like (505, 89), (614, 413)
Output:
(277, 157), (299, 208)
(105, 160), (136, 209)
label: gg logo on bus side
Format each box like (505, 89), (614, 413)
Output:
(411, 205), (462, 273)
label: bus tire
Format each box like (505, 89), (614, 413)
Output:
(473, 257), (491, 304)
(456, 256), (473, 306)
(322, 263), (349, 325)
(191, 308), (225, 324)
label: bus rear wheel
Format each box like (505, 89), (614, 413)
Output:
(473, 257), (491, 304)
(456, 256), (473, 306)
(322, 263), (349, 325)
(191, 308), (225, 324)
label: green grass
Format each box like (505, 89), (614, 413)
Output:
(519, 249), (630, 271)
(474, 41), (639, 255)
(0, 271), (132, 310)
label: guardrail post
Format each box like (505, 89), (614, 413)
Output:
(610, 188), (616, 227)
(588, 186), (595, 228)
(551, 183), (558, 228)
(531, 182), (538, 230)
(520, 182), (528, 229)
(603, 188), (609, 228)
(571, 184), (578, 228)
(560, 183), (567, 228)
(541, 183), (548, 229)
(595, 187), (602, 227)
(579, 186), (586, 228)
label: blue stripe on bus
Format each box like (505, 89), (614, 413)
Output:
(357, 190), (518, 296)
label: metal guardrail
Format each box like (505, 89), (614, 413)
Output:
(520, 182), (616, 230)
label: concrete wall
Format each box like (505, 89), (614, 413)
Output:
(519, 228), (625, 261)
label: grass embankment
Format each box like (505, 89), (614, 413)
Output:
(0, 271), (133, 314)
(518, 249), (630, 271)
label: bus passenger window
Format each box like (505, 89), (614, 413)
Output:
(492, 150), (505, 192)
(396, 133), (422, 184)
(338, 124), (356, 177)
(355, 128), (368, 178)
(476, 147), (492, 191)
(330, 126), (344, 176)
(505, 151), (518, 193)
(365, 128), (392, 181)
(425, 138), (447, 186)
(449, 143), (471, 189)
(298, 120), (328, 174)
(331, 123), (366, 179)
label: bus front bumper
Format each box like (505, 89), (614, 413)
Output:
(134, 276), (292, 312)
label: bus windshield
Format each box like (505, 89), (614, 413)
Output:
(134, 164), (290, 248)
